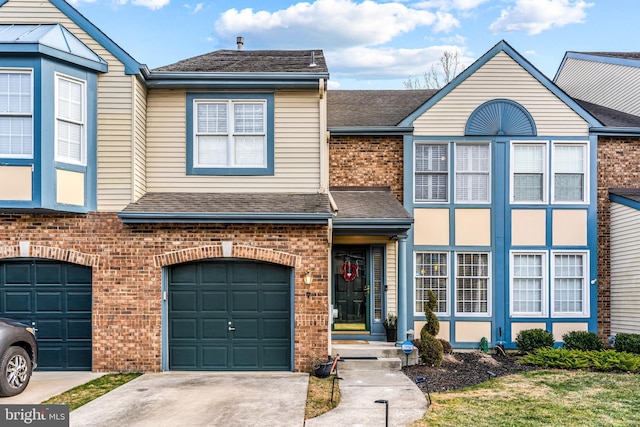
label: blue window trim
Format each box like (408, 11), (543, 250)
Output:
(186, 92), (274, 176)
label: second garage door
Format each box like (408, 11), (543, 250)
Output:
(168, 260), (291, 371)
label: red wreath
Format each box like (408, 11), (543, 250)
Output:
(340, 261), (359, 282)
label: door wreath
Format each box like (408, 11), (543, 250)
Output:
(340, 261), (358, 282)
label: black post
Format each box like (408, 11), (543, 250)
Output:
(374, 399), (388, 427)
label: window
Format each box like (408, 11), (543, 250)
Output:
(512, 143), (545, 202)
(0, 70), (32, 158)
(415, 143), (448, 202)
(552, 252), (588, 316)
(456, 143), (490, 202)
(195, 99), (266, 168)
(456, 253), (489, 315)
(55, 75), (85, 165)
(553, 143), (586, 202)
(511, 253), (545, 316)
(415, 252), (448, 314)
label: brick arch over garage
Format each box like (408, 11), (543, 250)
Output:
(0, 243), (99, 268)
(154, 243), (301, 268)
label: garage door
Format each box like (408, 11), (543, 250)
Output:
(0, 260), (92, 370)
(169, 261), (291, 371)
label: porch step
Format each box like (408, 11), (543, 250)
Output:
(331, 341), (419, 371)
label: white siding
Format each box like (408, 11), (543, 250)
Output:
(414, 51), (589, 137)
(133, 77), (147, 201)
(0, 0), (136, 211)
(610, 202), (640, 334)
(145, 90), (322, 192)
(555, 58), (640, 117)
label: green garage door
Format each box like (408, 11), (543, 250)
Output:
(0, 260), (92, 370)
(169, 261), (291, 371)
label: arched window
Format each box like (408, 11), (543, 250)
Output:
(465, 99), (536, 136)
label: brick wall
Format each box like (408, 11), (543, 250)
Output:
(596, 136), (640, 340)
(329, 135), (404, 203)
(0, 213), (330, 372)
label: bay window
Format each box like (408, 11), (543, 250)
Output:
(0, 70), (32, 158)
(55, 74), (86, 165)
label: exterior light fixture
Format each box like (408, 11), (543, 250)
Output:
(304, 270), (313, 286)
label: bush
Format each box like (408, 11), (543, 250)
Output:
(420, 334), (444, 367)
(614, 333), (640, 355)
(516, 328), (555, 354)
(520, 348), (640, 373)
(422, 291), (440, 337)
(563, 331), (603, 351)
(439, 339), (453, 354)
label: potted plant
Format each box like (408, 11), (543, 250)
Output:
(384, 314), (397, 342)
(310, 355), (334, 378)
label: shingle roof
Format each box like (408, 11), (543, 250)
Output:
(574, 99), (640, 127)
(574, 52), (640, 61)
(327, 90), (437, 127)
(330, 187), (411, 220)
(153, 50), (328, 73)
(609, 188), (640, 203)
(121, 192), (331, 215)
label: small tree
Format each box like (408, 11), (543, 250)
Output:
(404, 50), (464, 89)
(419, 290), (443, 367)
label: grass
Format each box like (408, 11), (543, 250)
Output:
(414, 370), (640, 427)
(42, 373), (142, 410)
(305, 374), (341, 419)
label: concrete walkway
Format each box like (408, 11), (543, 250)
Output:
(305, 369), (429, 427)
(1, 371), (104, 404)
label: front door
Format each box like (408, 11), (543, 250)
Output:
(333, 247), (368, 331)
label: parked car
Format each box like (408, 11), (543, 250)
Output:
(0, 318), (38, 397)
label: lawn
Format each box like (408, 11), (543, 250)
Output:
(42, 373), (142, 410)
(415, 370), (640, 427)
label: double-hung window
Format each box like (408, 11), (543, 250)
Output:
(55, 74), (86, 165)
(552, 252), (588, 316)
(415, 143), (448, 202)
(0, 70), (32, 158)
(456, 143), (490, 203)
(511, 253), (546, 316)
(195, 99), (266, 168)
(455, 253), (490, 315)
(512, 143), (546, 202)
(415, 252), (448, 314)
(553, 143), (586, 202)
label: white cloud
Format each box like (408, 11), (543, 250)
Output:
(214, 0), (437, 49)
(433, 11), (460, 33)
(110, 0), (169, 10)
(66, 0), (98, 4)
(415, 0), (490, 11)
(524, 50), (537, 56)
(193, 2), (203, 13)
(489, 0), (593, 35)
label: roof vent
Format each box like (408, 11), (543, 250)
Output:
(309, 51), (317, 67)
(236, 36), (244, 50)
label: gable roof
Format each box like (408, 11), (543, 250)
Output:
(399, 40), (601, 128)
(154, 49), (328, 74)
(0, 24), (107, 71)
(327, 90), (436, 128)
(19, 0), (145, 75)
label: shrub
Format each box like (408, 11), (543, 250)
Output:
(439, 339), (453, 354)
(420, 334), (444, 367)
(520, 348), (640, 373)
(563, 331), (603, 351)
(516, 328), (555, 354)
(614, 333), (640, 355)
(422, 290), (440, 337)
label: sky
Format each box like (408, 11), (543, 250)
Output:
(69, 0), (640, 89)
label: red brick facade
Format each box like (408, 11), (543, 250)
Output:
(596, 136), (640, 340)
(0, 213), (330, 372)
(329, 135), (404, 203)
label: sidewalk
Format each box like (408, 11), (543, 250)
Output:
(304, 369), (429, 427)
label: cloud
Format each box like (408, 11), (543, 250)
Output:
(433, 11), (460, 33)
(193, 2), (203, 13)
(214, 0), (437, 49)
(415, 0), (490, 11)
(489, 0), (593, 35)
(66, 0), (97, 4)
(106, 0), (169, 10)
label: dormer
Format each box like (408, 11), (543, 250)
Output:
(0, 24), (106, 213)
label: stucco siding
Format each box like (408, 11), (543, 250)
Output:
(413, 51), (589, 136)
(146, 90), (322, 192)
(556, 58), (640, 117)
(0, 0), (136, 211)
(610, 202), (640, 334)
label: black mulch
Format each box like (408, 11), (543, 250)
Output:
(402, 352), (542, 393)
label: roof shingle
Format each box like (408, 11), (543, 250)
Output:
(330, 187), (411, 220)
(574, 99), (640, 127)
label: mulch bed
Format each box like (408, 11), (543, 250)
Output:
(402, 351), (541, 392)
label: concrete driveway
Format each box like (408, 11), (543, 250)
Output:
(1, 371), (104, 404)
(70, 372), (309, 427)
